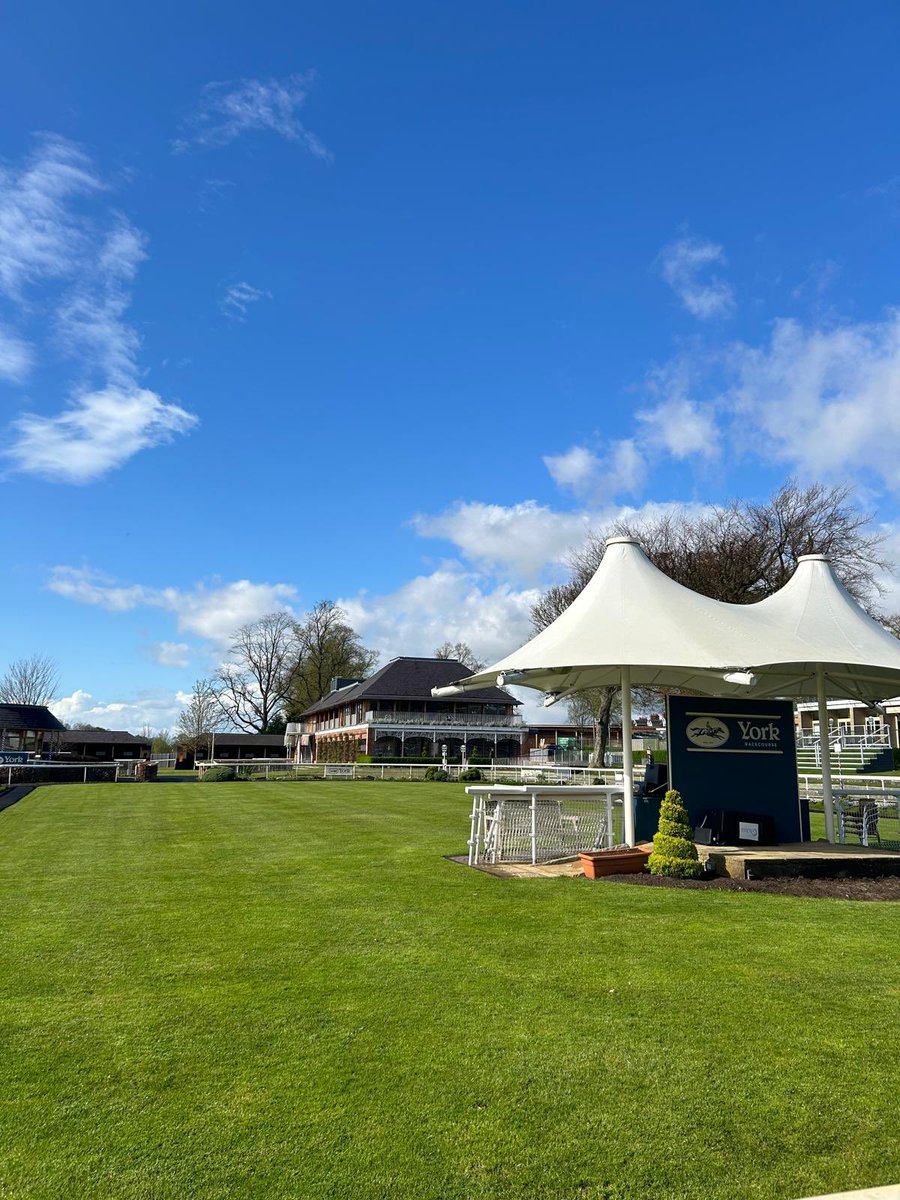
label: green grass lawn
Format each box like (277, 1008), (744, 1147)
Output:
(1, 782), (899, 1200)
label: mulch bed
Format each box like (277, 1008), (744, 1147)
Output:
(598, 872), (900, 901)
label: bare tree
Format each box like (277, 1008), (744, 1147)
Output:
(289, 601), (378, 715)
(176, 680), (221, 752)
(212, 611), (302, 733)
(434, 641), (485, 672)
(533, 481), (892, 759)
(565, 689), (621, 766)
(0, 654), (60, 705)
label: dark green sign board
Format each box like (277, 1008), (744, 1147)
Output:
(666, 695), (808, 843)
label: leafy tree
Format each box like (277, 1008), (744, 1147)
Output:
(434, 641), (485, 672)
(0, 654), (60, 706)
(288, 601), (378, 715)
(151, 728), (174, 753)
(647, 790), (702, 878)
(212, 611), (302, 733)
(533, 480), (891, 761)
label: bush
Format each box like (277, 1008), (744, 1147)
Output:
(894, 749), (900, 770)
(460, 767), (483, 781)
(202, 765), (238, 783)
(423, 767), (450, 782)
(647, 789), (701, 879)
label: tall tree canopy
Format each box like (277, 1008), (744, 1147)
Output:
(212, 611), (302, 733)
(288, 601), (378, 716)
(533, 481), (892, 764)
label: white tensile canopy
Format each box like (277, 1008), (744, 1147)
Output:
(434, 538), (900, 845)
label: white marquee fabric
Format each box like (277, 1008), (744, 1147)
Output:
(435, 537), (900, 846)
(435, 539), (900, 702)
(746, 555), (900, 701)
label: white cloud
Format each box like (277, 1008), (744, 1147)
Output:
(637, 397), (720, 460)
(544, 439), (646, 501)
(657, 235), (735, 319)
(725, 314), (900, 487)
(0, 135), (100, 299)
(413, 497), (712, 583)
(48, 567), (298, 644)
(10, 386), (197, 484)
(0, 136), (197, 482)
(53, 688), (190, 734)
(174, 73), (331, 159)
(220, 281), (270, 321)
(0, 325), (32, 381)
(412, 500), (599, 580)
(339, 564), (540, 667)
(55, 220), (146, 385)
(152, 641), (191, 669)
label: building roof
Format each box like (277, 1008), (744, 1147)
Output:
(59, 730), (150, 744)
(0, 704), (67, 732)
(209, 733), (286, 746)
(301, 657), (518, 717)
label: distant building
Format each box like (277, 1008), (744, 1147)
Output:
(0, 704), (66, 754)
(55, 730), (152, 761)
(287, 657), (524, 763)
(176, 732), (288, 769)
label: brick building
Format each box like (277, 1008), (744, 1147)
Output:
(286, 657), (524, 763)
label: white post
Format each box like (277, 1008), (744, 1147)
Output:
(817, 665), (836, 843)
(530, 790), (538, 864)
(622, 665), (635, 847)
(468, 792), (479, 865)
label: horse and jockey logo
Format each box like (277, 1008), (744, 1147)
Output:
(686, 717), (730, 748)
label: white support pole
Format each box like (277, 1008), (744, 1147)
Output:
(817, 665), (836, 843)
(531, 791), (538, 865)
(622, 666), (635, 847)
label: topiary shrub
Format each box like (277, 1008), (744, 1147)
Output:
(202, 765), (238, 782)
(647, 789), (702, 878)
(423, 766), (450, 782)
(460, 767), (483, 781)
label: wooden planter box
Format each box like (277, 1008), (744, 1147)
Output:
(579, 846), (652, 879)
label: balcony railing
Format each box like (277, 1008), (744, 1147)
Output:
(363, 711), (524, 729)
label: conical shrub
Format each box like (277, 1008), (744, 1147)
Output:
(647, 789), (702, 878)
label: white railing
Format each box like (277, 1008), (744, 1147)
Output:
(796, 728), (893, 750)
(1, 762), (119, 785)
(795, 733), (892, 769)
(194, 759), (628, 783)
(797, 772), (900, 799)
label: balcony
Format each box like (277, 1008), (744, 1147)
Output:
(364, 711), (524, 729)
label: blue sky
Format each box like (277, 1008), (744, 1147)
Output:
(1, 0), (899, 729)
